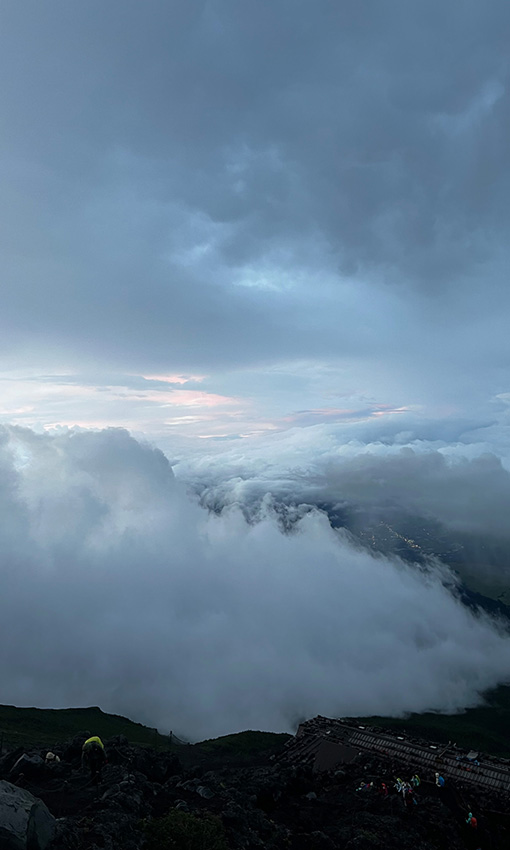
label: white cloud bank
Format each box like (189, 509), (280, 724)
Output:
(0, 425), (509, 740)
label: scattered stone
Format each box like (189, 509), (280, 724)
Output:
(196, 784), (215, 799)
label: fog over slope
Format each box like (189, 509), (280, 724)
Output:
(1, 423), (509, 740)
(176, 409), (510, 597)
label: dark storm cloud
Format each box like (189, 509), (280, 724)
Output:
(1, 1), (509, 374)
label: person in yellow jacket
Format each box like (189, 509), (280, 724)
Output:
(81, 736), (107, 783)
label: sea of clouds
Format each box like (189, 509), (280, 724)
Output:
(1, 422), (509, 740)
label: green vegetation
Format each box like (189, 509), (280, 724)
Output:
(143, 810), (228, 850)
(197, 730), (291, 758)
(358, 829), (379, 844)
(0, 704), (171, 749)
(349, 685), (510, 757)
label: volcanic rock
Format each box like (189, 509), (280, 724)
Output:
(0, 780), (55, 850)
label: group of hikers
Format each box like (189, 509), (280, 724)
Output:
(355, 769), (481, 838)
(394, 772), (422, 806)
(356, 772), (422, 808)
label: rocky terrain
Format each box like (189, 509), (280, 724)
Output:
(1, 728), (509, 849)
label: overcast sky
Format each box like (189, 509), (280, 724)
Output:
(1, 2), (510, 736)
(1, 0), (509, 439)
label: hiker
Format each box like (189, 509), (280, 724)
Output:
(410, 773), (420, 788)
(435, 772), (445, 788)
(378, 781), (388, 798)
(81, 736), (107, 783)
(405, 787), (417, 807)
(466, 812), (478, 829)
(400, 782), (411, 802)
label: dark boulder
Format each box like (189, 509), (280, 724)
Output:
(108, 734), (129, 747)
(61, 732), (90, 764)
(0, 780), (56, 850)
(9, 754), (45, 780)
(0, 747), (24, 779)
(196, 784), (215, 799)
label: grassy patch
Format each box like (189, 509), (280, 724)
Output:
(348, 685), (510, 757)
(0, 704), (171, 749)
(194, 730), (291, 765)
(143, 810), (228, 850)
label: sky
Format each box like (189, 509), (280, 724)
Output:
(1, 1), (510, 738)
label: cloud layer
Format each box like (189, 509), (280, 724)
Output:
(1, 425), (508, 739)
(177, 408), (510, 597)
